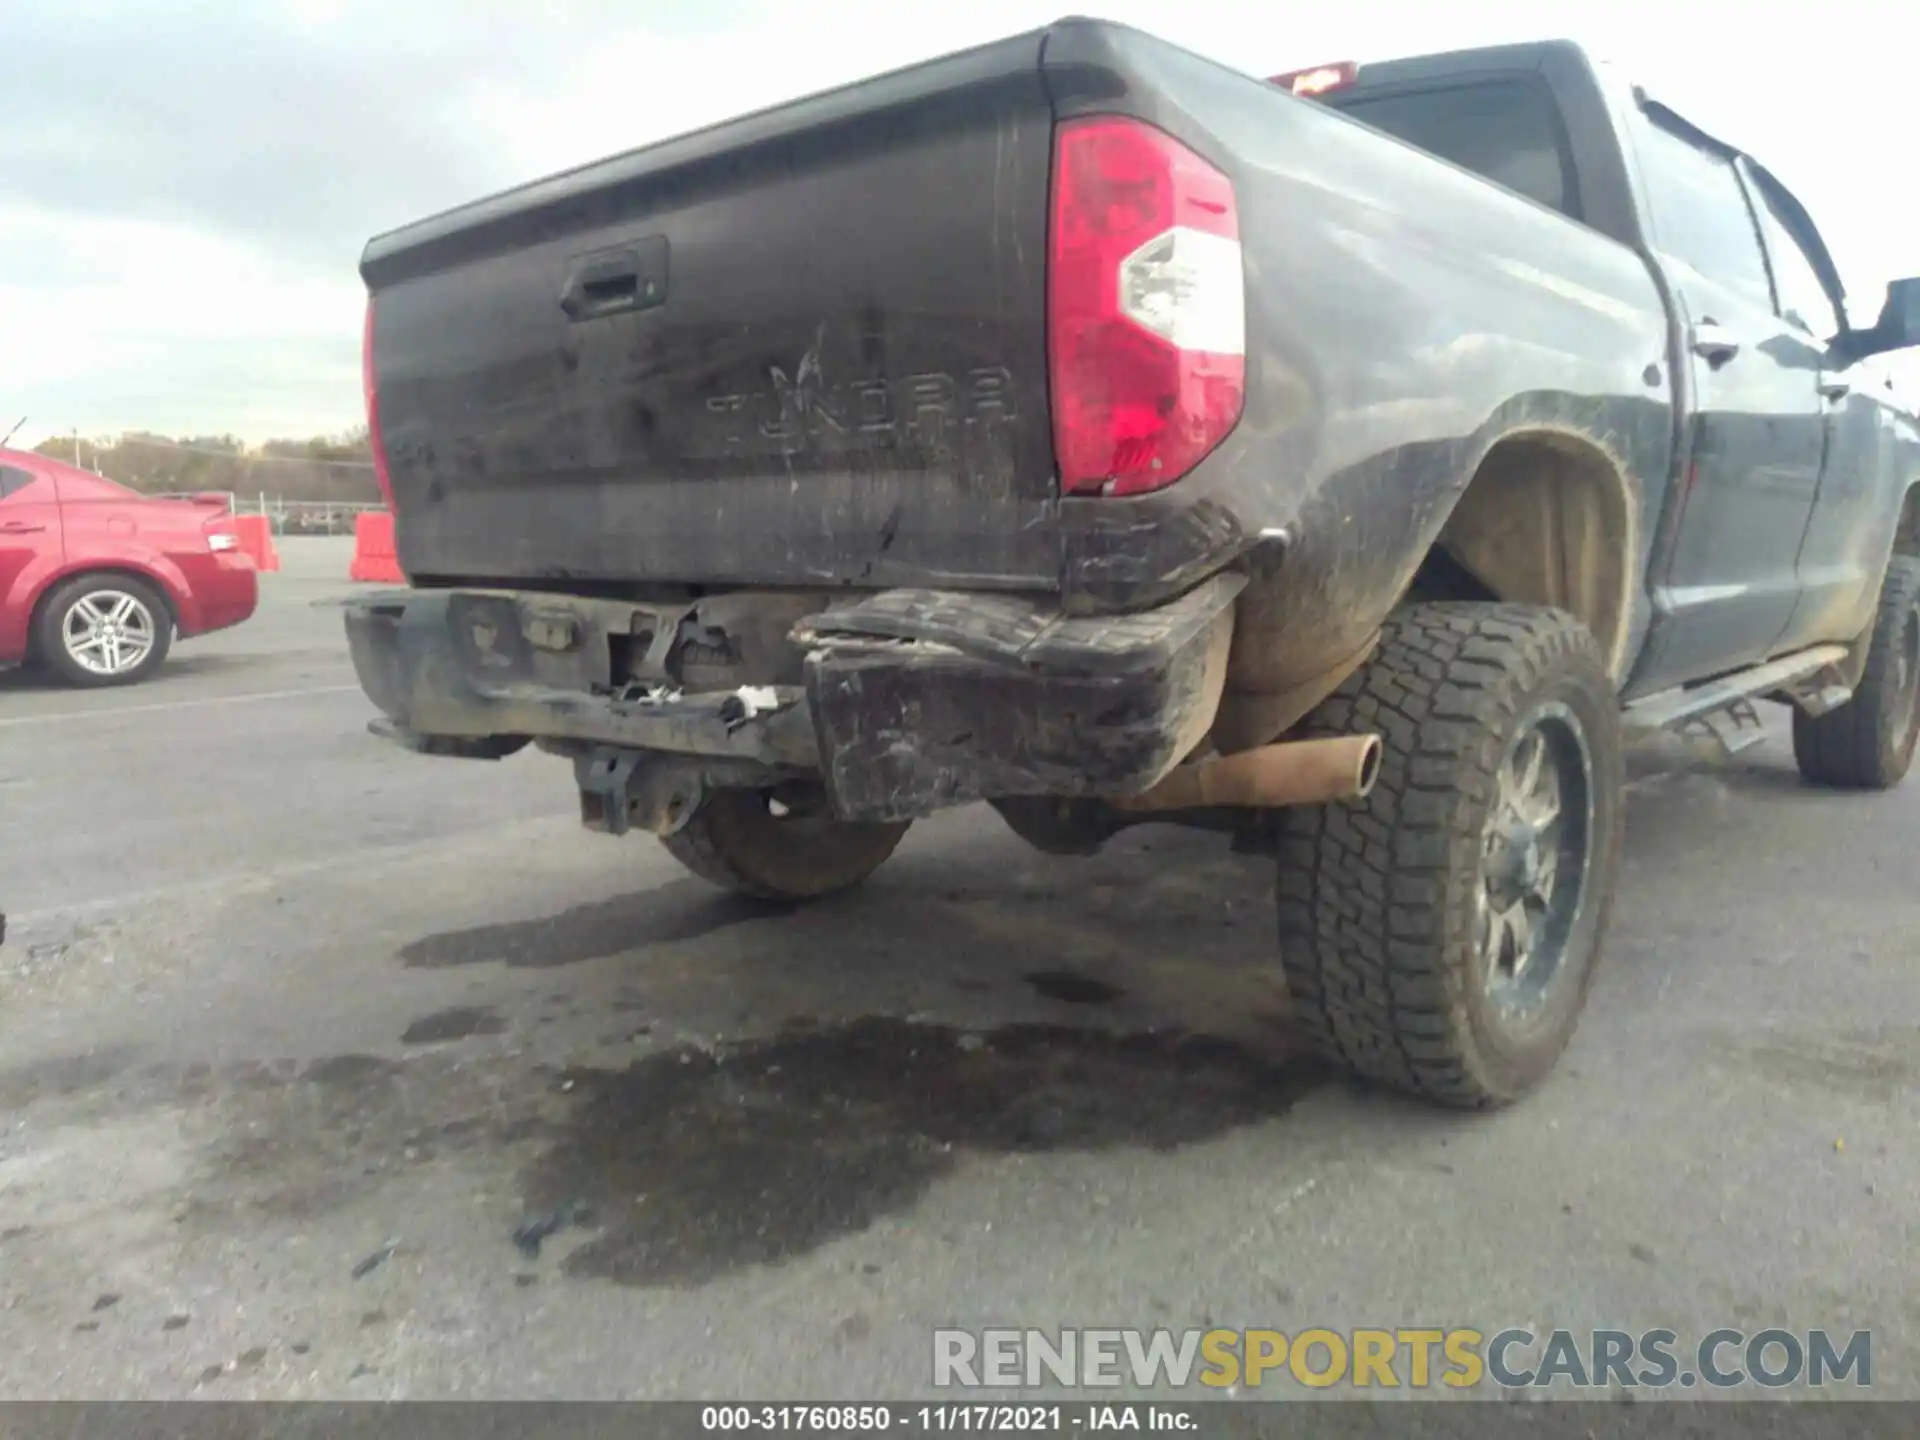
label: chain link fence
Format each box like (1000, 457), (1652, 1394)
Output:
(149, 492), (382, 535)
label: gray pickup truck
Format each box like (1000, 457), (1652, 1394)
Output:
(345, 21), (1920, 1109)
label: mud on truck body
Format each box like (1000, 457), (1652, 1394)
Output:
(346, 22), (1920, 1107)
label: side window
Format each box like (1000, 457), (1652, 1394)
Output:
(1635, 120), (1772, 308)
(1751, 189), (1838, 338)
(0, 464), (38, 500)
(1333, 80), (1578, 218)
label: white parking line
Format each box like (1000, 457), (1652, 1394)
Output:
(0, 684), (364, 728)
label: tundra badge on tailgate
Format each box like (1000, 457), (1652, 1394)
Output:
(695, 366), (1017, 457)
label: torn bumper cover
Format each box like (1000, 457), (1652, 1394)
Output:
(798, 575), (1241, 821)
(342, 573), (1243, 824)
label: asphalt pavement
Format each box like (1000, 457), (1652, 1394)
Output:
(0, 537), (1915, 1400)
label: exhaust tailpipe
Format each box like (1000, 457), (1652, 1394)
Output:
(1113, 734), (1382, 812)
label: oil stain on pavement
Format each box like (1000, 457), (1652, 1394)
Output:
(519, 1016), (1323, 1287)
(1025, 970), (1127, 1004)
(6, 1012), (1320, 1303)
(400, 1006), (506, 1044)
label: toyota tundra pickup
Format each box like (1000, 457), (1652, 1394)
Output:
(345, 21), (1920, 1108)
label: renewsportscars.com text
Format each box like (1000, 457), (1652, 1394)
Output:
(933, 1327), (1872, 1392)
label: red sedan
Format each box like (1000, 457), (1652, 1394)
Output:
(0, 448), (259, 686)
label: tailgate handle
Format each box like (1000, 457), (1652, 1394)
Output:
(559, 238), (668, 321)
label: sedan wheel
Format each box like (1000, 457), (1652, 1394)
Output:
(33, 574), (174, 687)
(62, 589), (159, 678)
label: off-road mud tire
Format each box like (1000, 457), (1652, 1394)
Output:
(1274, 604), (1624, 1108)
(1792, 557), (1920, 791)
(661, 789), (909, 901)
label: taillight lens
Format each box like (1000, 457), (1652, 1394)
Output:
(363, 297), (396, 509)
(1048, 116), (1245, 497)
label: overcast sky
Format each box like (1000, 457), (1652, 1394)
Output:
(3, 0), (1914, 448)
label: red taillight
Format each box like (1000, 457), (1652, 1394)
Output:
(1047, 117), (1245, 497)
(363, 297), (396, 509)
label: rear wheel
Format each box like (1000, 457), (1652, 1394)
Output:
(1793, 557), (1920, 790)
(33, 574), (173, 687)
(1274, 604), (1624, 1108)
(660, 785), (909, 901)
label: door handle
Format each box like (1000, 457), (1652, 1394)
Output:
(0, 521), (46, 534)
(1818, 374), (1851, 401)
(1690, 320), (1741, 367)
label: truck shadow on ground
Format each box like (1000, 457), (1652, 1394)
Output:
(518, 1016), (1326, 1289)
(397, 880), (777, 968)
(1624, 731), (1837, 799)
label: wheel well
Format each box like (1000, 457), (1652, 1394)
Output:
(1418, 430), (1636, 680)
(25, 568), (178, 656)
(1896, 485), (1920, 558)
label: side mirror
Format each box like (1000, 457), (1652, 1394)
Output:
(1848, 278), (1920, 361)
(1875, 278), (1920, 344)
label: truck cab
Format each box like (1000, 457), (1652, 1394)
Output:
(1294, 42), (1920, 698)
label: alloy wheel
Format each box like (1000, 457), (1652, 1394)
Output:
(61, 590), (158, 677)
(1478, 701), (1597, 1019)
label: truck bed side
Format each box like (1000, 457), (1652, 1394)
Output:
(1038, 26), (1678, 699)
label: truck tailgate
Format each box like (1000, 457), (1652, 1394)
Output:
(364, 31), (1058, 592)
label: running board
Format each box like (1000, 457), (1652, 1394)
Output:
(1622, 645), (1851, 736)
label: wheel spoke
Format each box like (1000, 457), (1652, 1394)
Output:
(1531, 851), (1559, 904)
(1527, 763), (1562, 828)
(1504, 901), (1535, 980)
(1480, 900), (1508, 974)
(1511, 731), (1546, 806)
(108, 595), (137, 624)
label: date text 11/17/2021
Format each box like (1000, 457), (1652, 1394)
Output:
(699, 1404), (1195, 1432)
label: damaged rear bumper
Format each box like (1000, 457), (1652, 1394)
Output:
(342, 574), (1242, 824)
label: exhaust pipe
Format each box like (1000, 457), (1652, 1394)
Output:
(1113, 734), (1382, 812)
